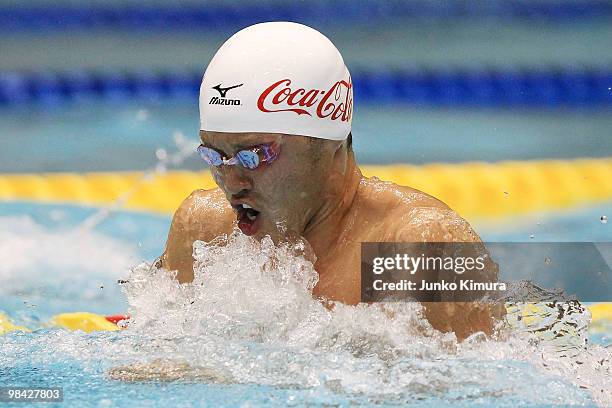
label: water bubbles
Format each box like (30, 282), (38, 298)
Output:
(0, 216), (135, 304)
(171, 131), (198, 165)
(173, 130), (186, 146)
(22, 300), (36, 308)
(600, 215), (608, 224)
(114, 242), (610, 405)
(155, 148), (167, 161)
(2, 225), (610, 406)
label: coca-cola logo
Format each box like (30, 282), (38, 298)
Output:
(257, 78), (353, 122)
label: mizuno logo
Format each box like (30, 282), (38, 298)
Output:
(210, 83), (242, 106)
(212, 83), (243, 97)
(209, 97), (241, 105)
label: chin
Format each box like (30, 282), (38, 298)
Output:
(257, 221), (302, 242)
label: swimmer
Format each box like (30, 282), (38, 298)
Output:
(160, 22), (502, 341)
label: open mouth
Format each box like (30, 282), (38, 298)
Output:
(233, 203), (261, 236)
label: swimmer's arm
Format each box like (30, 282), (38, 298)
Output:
(161, 190), (230, 283)
(395, 207), (503, 340)
(108, 358), (231, 383)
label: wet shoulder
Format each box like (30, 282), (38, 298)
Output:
(162, 188), (234, 282)
(359, 177), (480, 242)
(172, 188), (234, 240)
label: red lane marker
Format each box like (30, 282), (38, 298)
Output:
(105, 314), (130, 325)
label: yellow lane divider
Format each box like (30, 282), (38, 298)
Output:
(0, 158), (610, 219)
(0, 313), (30, 334)
(588, 303), (612, 334)
(0, 313), (124, 335)
(50, 312), (121, 333)
(589, 303), (612, 322)
(0, 305), (610, 335)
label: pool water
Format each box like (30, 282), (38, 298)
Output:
(0, 77), (610, 408)
(0, 201), (610, 407)
(2, 3), (612, 405)
(2, 103), (612, 173)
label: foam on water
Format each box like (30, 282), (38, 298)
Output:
(0, 216), (138, 318)
(1, 223), (610, 406)
(116, 230), (610, 405)
(0, 216), (135, 286)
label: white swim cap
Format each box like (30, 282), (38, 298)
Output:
(199, 22), (353, 141)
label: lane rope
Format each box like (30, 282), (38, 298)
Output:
(1, 306), (610, 334)
(1, 0), (611, 32)
(1, 158), (610, 219)
(1, 68), (611, 108)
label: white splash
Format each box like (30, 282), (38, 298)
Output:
(1, 227), (610, 406)
(114, 230), (611, 405)
(0, 216), (137, 297)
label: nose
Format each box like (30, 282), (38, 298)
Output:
(216, 165), (253, 196)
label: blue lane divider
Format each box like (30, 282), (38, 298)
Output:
(0, 68), (610, 108)
(1, 0), (612, 31)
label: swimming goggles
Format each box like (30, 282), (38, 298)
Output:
(196, 142), (280, 170)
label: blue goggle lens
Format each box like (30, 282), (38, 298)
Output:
(197, 145), (223, 166)
(196, 144), (272, 170)
(236, 150), (260, 169)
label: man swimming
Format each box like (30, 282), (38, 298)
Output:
(161, 22), (500, 340)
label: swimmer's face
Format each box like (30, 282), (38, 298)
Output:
(200, 131), (342, 241)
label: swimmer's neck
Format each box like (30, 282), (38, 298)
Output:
(303, 153), (362, 262)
